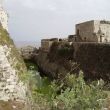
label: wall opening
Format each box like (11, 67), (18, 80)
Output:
(100, 36), (102, 42)
(77, 29), (80, 36)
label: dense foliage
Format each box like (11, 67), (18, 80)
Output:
(23, 63), (108, 110)
(55, 73), (107, 110)
(0, 25), (27, 74)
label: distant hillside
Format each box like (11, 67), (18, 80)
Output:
(15, 41), (41, 48)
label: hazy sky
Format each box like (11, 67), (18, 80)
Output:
(4, 0), (110, 42)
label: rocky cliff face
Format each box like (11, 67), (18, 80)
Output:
(0, 26), (29, 110)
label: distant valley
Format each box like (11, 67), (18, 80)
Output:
(15, 41), (41, 48)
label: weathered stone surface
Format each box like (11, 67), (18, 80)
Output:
(0, 26), (29, 109)
(36, 42), (77, 79)
(76, 20), (110, 43)
(75, 43), (110, 81)
(36, 41), (110, 81)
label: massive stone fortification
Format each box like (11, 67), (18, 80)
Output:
(40, 20), (110, 53)
(36, 20), (110, 81)
(75, 20), (110, 42)
(41, 38), (58, 51)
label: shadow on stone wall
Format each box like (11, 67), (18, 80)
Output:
(75, 43), (110, 81)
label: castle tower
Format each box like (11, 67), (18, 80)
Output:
(0, 0), (8, 31)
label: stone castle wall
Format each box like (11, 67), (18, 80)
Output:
(41, 40), (53, 51)
(94, 21), (110, 42)
(76, 21), (96, 42)
(75, 20), (110, 43)
(74, 43), (110, 80)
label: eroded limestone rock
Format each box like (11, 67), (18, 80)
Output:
(0, 26), (30, 110)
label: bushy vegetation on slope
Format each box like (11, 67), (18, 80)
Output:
(0, 26), (26, 74)
(23, 63), (108, 110)
(0, 26), (27, 110)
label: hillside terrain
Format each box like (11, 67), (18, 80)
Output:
(0, 26), (29, 110)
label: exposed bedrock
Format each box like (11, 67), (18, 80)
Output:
(0, 26), (31, 110)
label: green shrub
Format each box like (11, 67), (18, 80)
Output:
(55, 72), (107, 110)
(26, 67), (108, 110)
